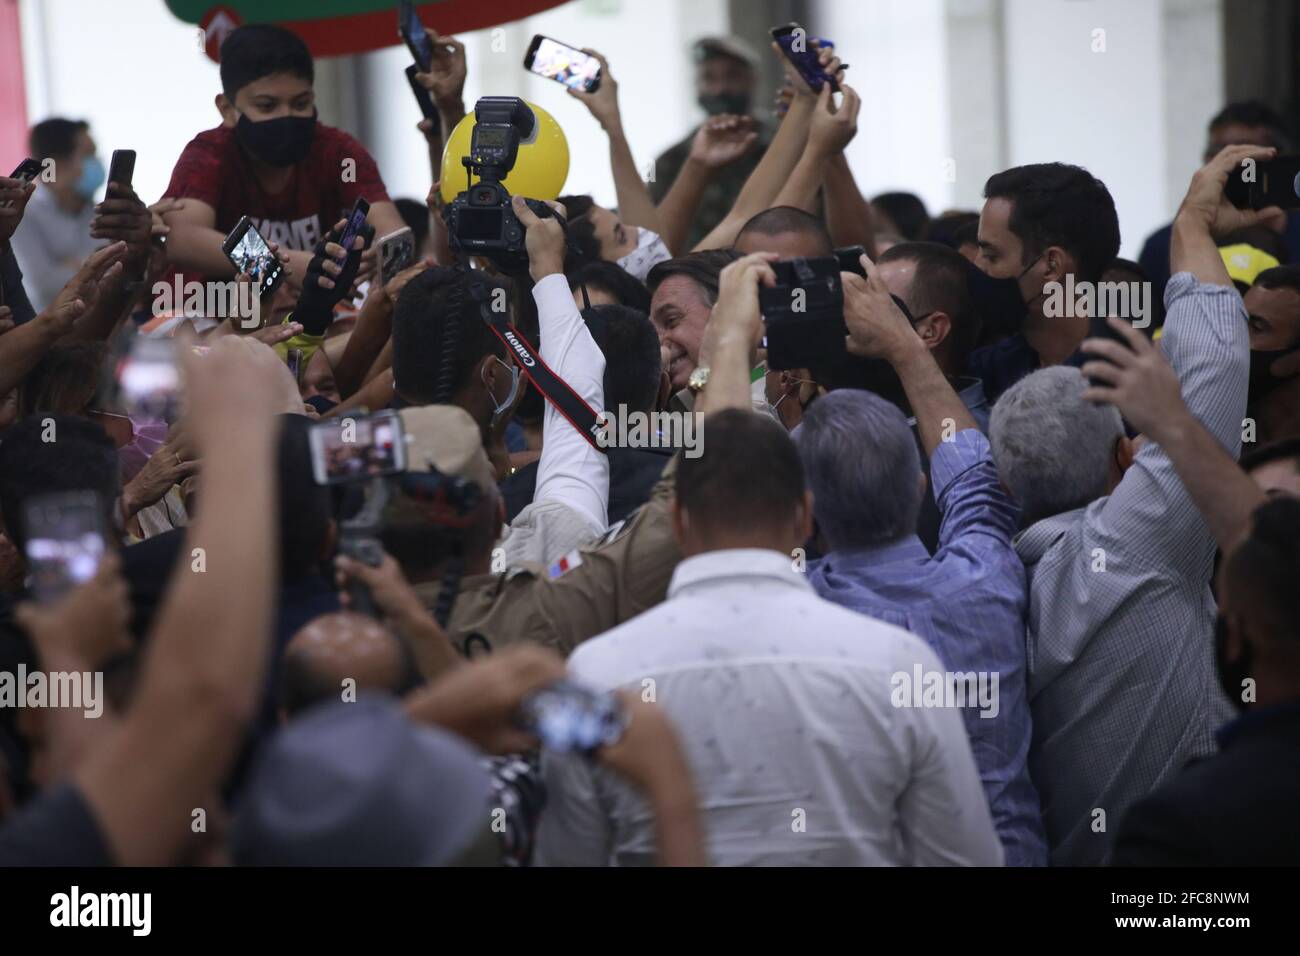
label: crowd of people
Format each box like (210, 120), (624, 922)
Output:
(0, 19), (1297, 868)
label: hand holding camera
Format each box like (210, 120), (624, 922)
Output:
(842, 267), (923, 364)
(511, 194), (567, 281)
(1180, 144), (1283, 237)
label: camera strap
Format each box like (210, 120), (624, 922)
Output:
(468, 280), (608, 454)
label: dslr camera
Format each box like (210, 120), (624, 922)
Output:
(443, 96), (557, 274)
(760, 257), (847, 370)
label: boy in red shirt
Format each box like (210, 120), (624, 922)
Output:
(162, 24), (403, 292)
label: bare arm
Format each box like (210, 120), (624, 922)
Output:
(657, 121), (758, 255)
(823, 152), (877, 257)
(694, 253), (779, 415)
(73, 337), (287, 866)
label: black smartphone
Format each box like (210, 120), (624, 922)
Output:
(771, 23), (838, 92)
(516, 680), (627, 753)
(308, 410), (407, 485)
(1225, 156), (1300, 210)
(760, 256), (847, 370)
(333, 197), (371, 267)
(378, 226), (416, 286)
(523, 34), (601, 93)
(23, 491), (107, 603)
(1083, 315), (1135, 390)
(221, 215), (286, 299)
(398, 0), (434, 72)
(107, 149), (136, 189)
(3, 158), (41, 209)
(834, 245), (868, 278)
(404, 63), (438, 121)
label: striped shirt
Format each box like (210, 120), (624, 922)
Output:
(1016, 272), (1246, 865)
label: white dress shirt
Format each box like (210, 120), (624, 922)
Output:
(498, 273), (609, 567)
(535, 548), (1003, 866)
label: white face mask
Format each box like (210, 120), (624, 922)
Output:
(616, 227), (672, 282)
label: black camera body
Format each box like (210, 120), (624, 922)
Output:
(444, 96), (555, 274)
(760, 256), (847, 370)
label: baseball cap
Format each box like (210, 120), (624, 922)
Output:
(693, 35), (760, 69)
(1220, 243), (1281, 287)
(398, 405), (495, 493)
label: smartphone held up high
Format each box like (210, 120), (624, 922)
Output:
(23, 492), (107, 603)
(1225, 155), (1300, 210)
(524, 34), (601, 92)
(222, 216), (286, 299)
(771, 22), (838, 92)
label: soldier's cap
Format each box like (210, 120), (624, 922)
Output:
(693, 35), (760, 69)
(398, 405), (496, 495)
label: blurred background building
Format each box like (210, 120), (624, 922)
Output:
(1, 0), (1296, 256)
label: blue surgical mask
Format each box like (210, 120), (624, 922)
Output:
(75, 155), (106, 201)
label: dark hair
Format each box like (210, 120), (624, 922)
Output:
(569, 259), (652, 313)
(924, 211), (979, 249)
(1240, 436), (1300, 475)
(277, 415), (332, 582)
(735, 206), (834, 256)
(582, 305), (661, 415)
(872, 192), (931, 241)
(394, 198), (431, 251)
(29, 118), (88, 162)
(19, 342), (106, 418)
(1253, 264), (1300, 296)
(219, 24), (314, 100)
(393, 267), (508, 406)
(1224, 496), (1300, 644)
(0, 415), (120, 551)
(675, 409), (805, 538)
(559, 194), (601, 271)
(878, 241), (981, 367)
(983, 163), (1120, 284)
(1208, 100), (1294, 152)
(646, 249), (741, 306)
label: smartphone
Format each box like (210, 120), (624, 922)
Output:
(517, 680), (627, 753)
(1083, 314), (1136, 391)
(398, 0), (433, 72)
(308, 409), (407, 485)
(222, 216), (286, 299)
(3, 158), (41, 210)
(116, 336), (181, 420)
(107, 149), (136, 189)
(404, 64), (438, 121)
(333, 197), (371, 267)
(1225, 156), (1300, 210)
(834, 245), (868, 278)
(23, 492), (107, 603)
(523, 35), (601, 93)
(378, 227), (416, 287)
(771, 23), (838, 92)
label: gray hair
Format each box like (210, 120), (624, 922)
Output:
(990, 366), (1122, 523)
(796, 390), (923, 549)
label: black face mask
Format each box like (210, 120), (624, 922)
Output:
(1247, 341), (1300, 403)
(698, 92), (751, 116)
(236, 111), (317, 167)
(966, 258), (1035, 338)
(1214, 615), (1255, 713)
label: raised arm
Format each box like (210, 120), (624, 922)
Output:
(72, 337), (288, 865)
(822, 152), (877, 257)
(771, 83), (860, 214)
(655, 116), (758, 255)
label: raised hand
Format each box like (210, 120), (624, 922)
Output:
(688, 114), (758, 169)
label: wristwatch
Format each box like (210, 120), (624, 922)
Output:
(687, 366), (710, 394)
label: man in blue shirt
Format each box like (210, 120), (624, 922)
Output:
(798, 265), (1046, 866)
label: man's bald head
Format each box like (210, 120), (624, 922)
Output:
(279, 612), (417, 718)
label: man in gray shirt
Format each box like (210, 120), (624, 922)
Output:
(10, 118), (103, 311)
(988, 144), (1277, 864)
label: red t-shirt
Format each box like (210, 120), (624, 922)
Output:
(164, 122), (391, 253)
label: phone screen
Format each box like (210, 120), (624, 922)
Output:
(527, 36), (601, 92)
(23, 492), (106, 603)
(772, 24), (836, 92)
(117, 336), (182, 420)
(398, 0), (433, 72)
(309, 411), (406, 485)
(519, 681), (626, 753)
(334, 199), (371, 267)
(226, 222), (282, 293)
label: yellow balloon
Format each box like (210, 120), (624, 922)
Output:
(440, 101), (569, 206)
